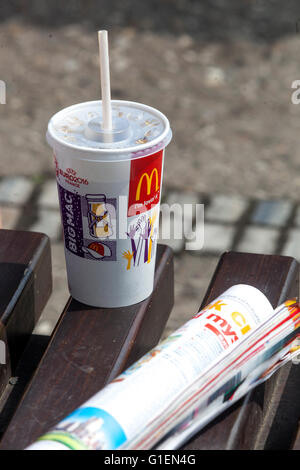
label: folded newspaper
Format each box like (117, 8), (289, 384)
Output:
(27, 284), (300, 450)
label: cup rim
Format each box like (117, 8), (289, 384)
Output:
(47, 100), (172, 160)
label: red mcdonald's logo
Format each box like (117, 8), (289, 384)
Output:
(135, 168), (159, 201)
(128, 149), (163, 216)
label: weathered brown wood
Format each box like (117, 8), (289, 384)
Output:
(269, 362), (300, 450)
(0, 229), (52, 396)
(183, 251), (299, 450)
(292, 422), (300, 450)
(0, 334), (50, 438)
(0, 244), (174, 450)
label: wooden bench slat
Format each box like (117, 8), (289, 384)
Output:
(292, 422), (300, 450)
(267, 362), (300, 450)
(0, 244), (174, 450)
(0, 334), (50, 438)
(183, 251), (299, 450)
(2, 243), (299, 450)
(0, 229), (52, 394)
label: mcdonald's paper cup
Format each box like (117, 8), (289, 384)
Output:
(47, 100), (172, 307)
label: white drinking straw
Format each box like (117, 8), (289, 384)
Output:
(98, 30), (113, 131)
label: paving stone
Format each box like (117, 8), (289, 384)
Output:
(34, 242), (69, 336)
(159, 196), (205, 254)
(34, 320), (53, 336)
(0, 205), (21, 229)
(165, 190), (201, 234)
(0, 176), (34, 205)
(282, 228), (300, 260)
(158, 208), (185, 254)
(203, 224), (234, 253)
(29, 209), (62, 241)
(184, 204), (205, 252)
(162, 254), (219, 338)
(158, 193), (199, 254)
(205, 194), (248, 223)
(237, 226), (279, 254)
(157, 237), (185, 254)
(38, 179), (59, 209)
(293, 206), (300, 227)
(188, 222), (234, 253)
(166, 190), (200, 207)
(250, 200), (292, 227)
(160, 191), (203, 253)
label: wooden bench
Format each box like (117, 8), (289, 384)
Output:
(0, 229), (174, 449)
(0, 228), (299, 450)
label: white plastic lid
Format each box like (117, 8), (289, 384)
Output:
(47, 100), (172, 161)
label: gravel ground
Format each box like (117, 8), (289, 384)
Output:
(1, 1), (300, 198)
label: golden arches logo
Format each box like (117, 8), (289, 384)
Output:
(135, 168), (159, 201)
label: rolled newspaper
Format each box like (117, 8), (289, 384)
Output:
(27, 284), (275, 450)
